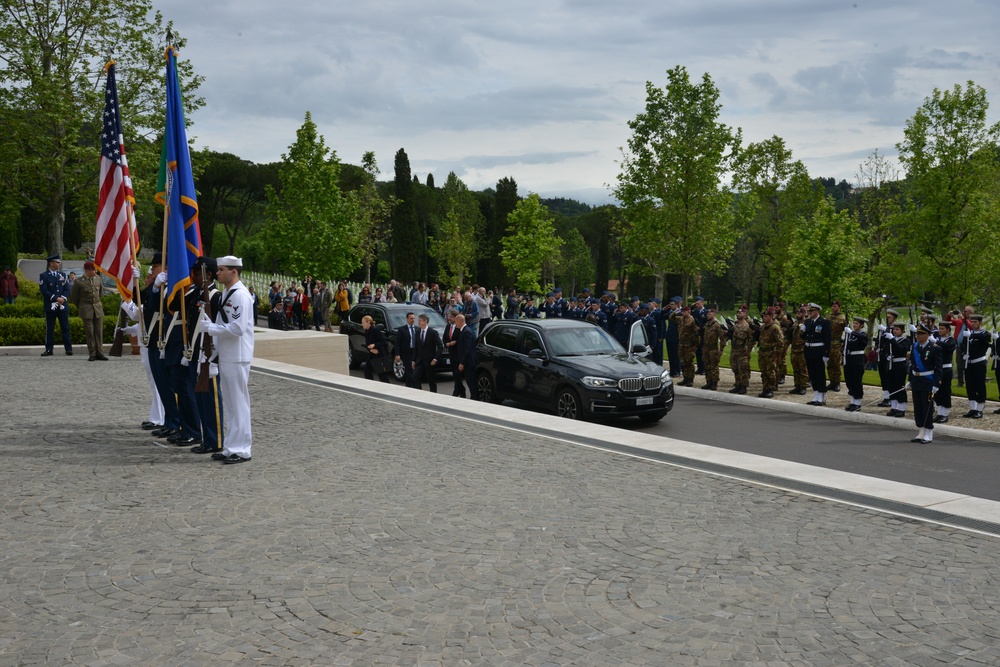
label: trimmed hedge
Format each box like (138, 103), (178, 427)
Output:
(0, 294), (121, 319)
(0, 316), (118, 346)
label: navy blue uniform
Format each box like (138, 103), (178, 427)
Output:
(935, 335), (956, 412)
(39, 269), (72, 353)
(802, 316), (831, 393)
(909, 339), (942, 431)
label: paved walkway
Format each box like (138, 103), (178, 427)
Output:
(2, 355), (999, 666)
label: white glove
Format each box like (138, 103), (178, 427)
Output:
(122, 323), (140, 337)
(180, 355), (190, 367)
(120, 299), (139, 321)
(992, 332), (999, 341)
(909, 324), (917, 333)
(153, 271), (167, 288)
(963, 354), (969, 361)
(877, 324), (886, 332)
(132, 265), (141, 280)
(932, 386), (938, 395)
(199, 310), (212, 327)
(208, 362), (219, 378)
(799, 323), (806, 332)
(823, 357), (829, 365)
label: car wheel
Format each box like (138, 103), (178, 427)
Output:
(638, 409), (667, 423)
(554, 387), (583, 420)
(347, 345), (361, 370)
(393, 358), (406, 381)
(476, 372), (499, 404)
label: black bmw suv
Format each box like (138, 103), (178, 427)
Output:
(475, 318), (674, 421)
(341, 302), (451, 380)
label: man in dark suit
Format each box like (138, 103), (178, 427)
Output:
(394, 311), (419, 387)
(442, 309), (465, 397)
(412, 313), (444, 392)
(454, 313), (479, 400)
(39, 254), (73, 356)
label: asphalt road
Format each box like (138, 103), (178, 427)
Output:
(351, 368), (1000, 503)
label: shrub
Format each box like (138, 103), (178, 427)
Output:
(0, 316), (118, 346)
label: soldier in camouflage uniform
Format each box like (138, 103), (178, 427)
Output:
(728, 308), (753, 394)
(776, 304), (791, 385)
(789, 305), (809, 395)
(757, 307), (784, 398)
(700, 307), (726, 390)
(826, 299), (848, 392)
(673, 304), (700, 387)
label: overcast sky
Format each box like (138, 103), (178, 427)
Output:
(165, 0), (1000, 204)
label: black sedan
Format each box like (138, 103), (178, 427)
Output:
(341, 302), (451, 380)
(475, 318), (674, 421)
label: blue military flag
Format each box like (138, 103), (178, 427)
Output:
(156, 45), (201, 310)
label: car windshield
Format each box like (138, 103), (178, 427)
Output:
(546, 326), (624, 357)
(387, 309), (446, 329)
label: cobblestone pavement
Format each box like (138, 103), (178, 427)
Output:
(2, 356), (999, 666)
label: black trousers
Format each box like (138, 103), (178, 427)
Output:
(912, 388), (935, 430)
(965, 362), (987, 403)
(413, 360), (437, 393)
(844, 362), (865, 400)
(888, 365), (908, 404)
(463, 364), (479, 400)
(935, 369), (953, 408)
(167, 360), (201, 439)
(45, 307), (72, 352)
(805, 355), (826, 392)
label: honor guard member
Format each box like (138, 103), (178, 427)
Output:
(909, 323), (942, 443)
(636, 303), (658, 363)
(843, 316), (869, 412)
(586, 298), (608, 330)
(691, 296), (707, 374)
(788, 306), (809, 395)
(958, 314), (990, 419)
(120, 264), (165, 430)
(933, 320), (956, 423)
(189, 257), (225, 454)
(826, 299), (847, 392)
(200, 256), (255, 464)
(875, 309), (899, 406)
(801, 303), (831, 406)
(600, 292), (617, 320)
(663, 297), (682, 377)
(728, 308), (753, 395)
(147, 257), (183, 439)
(541, 292), (556, 318)
(552, 288), (567, 317)
(757, 308), (784, 398)
(649, 298), (666, 366)
(610, 302), (632, 347)
(675, 305), (700, 387)
(39, 254), (73, 356)
(522, 296), (540, 318)
(566, 296), (579, 319)
(163, 270), (204, 447)
(700, 306), (726, 390)
(885, 321), (911, 417)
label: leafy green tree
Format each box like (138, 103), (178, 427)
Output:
(784, 198), (873, 313)
(259, 112), (359, 277)
(615, 66), (741, 299)
(895, 81), (1000, 306)
(500, 194), (562, 293)
(391, 148), (422, 280)
(428, 173), (479, 286)
(195, 151), (278, 256)
(0, 2), (203, 255)
(555, 227), (595, 295)
(354, 151), (397, 283)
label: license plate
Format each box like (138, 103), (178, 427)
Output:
(636, 396), (653, 406)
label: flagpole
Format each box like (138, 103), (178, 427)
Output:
(157, 195), (168, 359)
(126, 200), (147, 345)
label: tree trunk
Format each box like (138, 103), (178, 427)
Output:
(654, 273), (664, 301)
(47, 181), (65, 256)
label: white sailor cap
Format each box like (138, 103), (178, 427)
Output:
(215, 255), (243, 268)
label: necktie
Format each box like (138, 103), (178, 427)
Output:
(421, 329), (425, 344)
(410, 326), (415, 347)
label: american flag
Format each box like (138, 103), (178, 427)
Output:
(94, 62), (140, 300)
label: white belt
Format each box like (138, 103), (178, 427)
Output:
(892, 357), (906, 362)
(912, 370), (934, 377)
(943, 363), (952, 369)
(847, 350), (865, 355)
(806, 342), (824, 347)
(969, 356), (987, 364)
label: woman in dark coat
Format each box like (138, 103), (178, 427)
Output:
(362, 315), (391, 383)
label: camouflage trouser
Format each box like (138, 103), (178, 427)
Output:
(704, 350), (722, 385)
(760, 352), (778, 392)
(679, 344), (696, 381)
(730, 348), (750, 386)
(791, 348), (808, 389)
(777, 344), (788, 381)
(827, 342), (843, 383)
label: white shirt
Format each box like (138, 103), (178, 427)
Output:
(205, 280), (255, 362)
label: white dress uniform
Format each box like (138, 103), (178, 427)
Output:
(122, 299), (165, 426)
(203, 277), (255, 459)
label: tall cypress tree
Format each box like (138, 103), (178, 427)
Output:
(391, 148), (421, 280)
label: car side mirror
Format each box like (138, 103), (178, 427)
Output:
(631, 344), (651, 357)
(528, 348), (546, 359)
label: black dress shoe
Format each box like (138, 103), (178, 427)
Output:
(789, 388), (807, 395)
(65, 350), (73, 355)
(911, 436), (922, 442)
(210, 452), (229, 461)
(962, 410), (976, 418)
(141, 421), (159, 430)
(994, 408), (1000, 415)
(729, 386), (741, 394)
(88, 355), (96, 361)
(885, 409), (898, 417)
(96, 354), (108, 361)
(737, 386), (747, 395)
(40, 350), (53, 357)
(222, 454), (251, 465)
(191, 445), (221, 454)
(970, 411), (983, 419)
(877, 399), (892, 408)
(758, 391), (774, 399)
(152, 427), (178, 438)
(827, 383), (841, 392)
(169, 436), (202, 446)
(933, 415), (948, 424)
(920, 439), (932, 444)
(806, 400), (818, 406)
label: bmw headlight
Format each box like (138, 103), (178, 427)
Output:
(582, 376), (617, 388)
(660, 369), (671, 386)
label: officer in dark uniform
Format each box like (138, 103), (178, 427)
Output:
(585, 299), (608, 330)
(611, 302), (633, 347)
(960, 314), (991, 419)
(145, 254), (182, 439)
(801, 303), (831, 405)
(691, 296), (707, 374)
(876, 309), (899, 407)
(164, 268), (204, 447)
(843, 315), (868, 412)
(566, 297), (579, 319)
(39, 254), (73, 356)
(663, 297), (682, 377)
(552, 288), (567, 317)
(522, 297), (540, 319)
(188, 257), (225, 454)
(933, 320), (956, 423)
(886, 321), (911, 417)
(909, 323), (942, 443)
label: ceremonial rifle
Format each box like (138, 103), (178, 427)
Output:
(108, 299), (128, 357)
(195, 264), (214, 393)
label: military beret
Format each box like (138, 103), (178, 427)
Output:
(83, 261), (95, 270)
(707, 306), (717, 313)
(832, 299), (841, 306)
(681, 304), (691, 311)
(764, 307), (776, 317)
